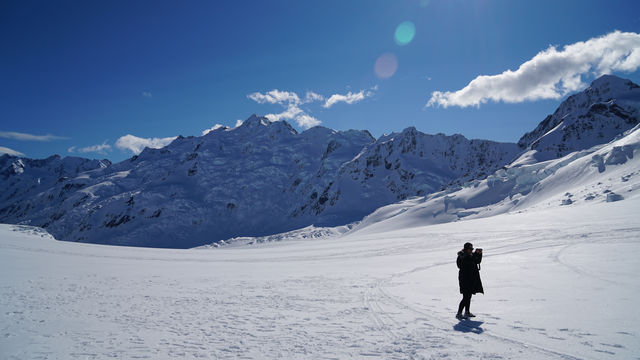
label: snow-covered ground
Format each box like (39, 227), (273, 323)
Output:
(1, 195), (639, 359)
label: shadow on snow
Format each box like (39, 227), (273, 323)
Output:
(453, 319), (484, 334)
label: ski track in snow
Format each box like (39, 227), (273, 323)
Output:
(1, 199), (640, 359)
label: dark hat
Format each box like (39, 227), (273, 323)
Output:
(463, 242), (473, 250)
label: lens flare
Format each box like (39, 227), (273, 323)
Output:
(394, 21), (416, 46)
(374, 53), (398, 79)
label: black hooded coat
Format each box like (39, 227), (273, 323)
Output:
(457, 251), (484, 294)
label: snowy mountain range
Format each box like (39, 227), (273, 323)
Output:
(1, 75), (638, 248)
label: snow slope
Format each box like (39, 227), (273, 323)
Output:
(352, 122), (640, 234)
(1, 197), (639, 359)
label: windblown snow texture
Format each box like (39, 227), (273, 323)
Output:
(1, 75), (638, 248)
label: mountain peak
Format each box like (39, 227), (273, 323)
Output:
(238, 114), (298, 135)
(587, 74), (640, 98)
(517, 75), (640, 161)
(243, 114), (268, 125)
(590, 74), (639, 89)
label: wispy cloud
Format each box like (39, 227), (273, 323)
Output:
(0, 131), (66, 141)
(0, 146), (25, 157)
(294, 114), (321, 128)
(427, 31), (640, 108)
(265, 104), (303, 122)
(115, 135), (177, 155)
(142, 91), (153, 98)
(323, 87), (377, 108)
(248, 86), (377, 129)
(305, 91), (324, 102)
(248, 89), (309, 128)
(247, 90), (300, 105)
(68, 142), (112, 155)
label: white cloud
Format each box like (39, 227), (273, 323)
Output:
(247, 89), (300, 105)
(264, 106), (320, 128)
(0, 146), (25, 157)
(294, 114), (321, 128)
(202, 124), (227, 135)
(0, 131), (66, 141)
(323, 87), (377, 108)
(265, 104), (303, 122)
(67, 142), (112, 155)
(248, 86), (377, 129)
(248, 89), (315, 129)
(427, 31), (640, 108)
(115, 134), (177, 155)
(142, 91), (153, 98)
(304, 91), (324, 102)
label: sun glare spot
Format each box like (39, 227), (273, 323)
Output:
(374, 53), (398, 79)
(394, 21), (416, 46)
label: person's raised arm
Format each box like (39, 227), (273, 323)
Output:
(473, 249), (483, 264)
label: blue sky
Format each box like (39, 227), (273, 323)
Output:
(1, 0), (640, 162)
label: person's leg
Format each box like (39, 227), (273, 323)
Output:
(458, 293), (470, 315)
(465, 293), (472, 312)
(464, 293), (475, 316)
(457, 295), (466, 315)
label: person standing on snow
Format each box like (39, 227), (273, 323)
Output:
(456, 242), (483, 319)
